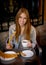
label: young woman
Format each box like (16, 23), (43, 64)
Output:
(6, 8), (37, 50)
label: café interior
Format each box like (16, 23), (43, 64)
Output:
(0, 0), (46, 65)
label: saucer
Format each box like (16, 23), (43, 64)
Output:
(21, 50), (34, 58)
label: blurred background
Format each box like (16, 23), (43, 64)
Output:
(0, 0), (45, 32)
(0, 0), (46, 65)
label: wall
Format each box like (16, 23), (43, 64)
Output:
(44, 0), (46, 21)
(39, 0), (46, 22)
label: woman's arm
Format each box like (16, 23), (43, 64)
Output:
(9, 24), (15, 39)
(26, 26), (37, 48)
(6, 24), (15, 49)
(31, 26), (37, 48)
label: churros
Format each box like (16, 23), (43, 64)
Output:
(0, 51), (18, 58)
(0, 51), (5, 58)
(8, 31), (16, 45)
(4, 54), (18, 58)
(20, 52), (26, 56)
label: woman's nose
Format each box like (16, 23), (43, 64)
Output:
(21, 18), (24, 21)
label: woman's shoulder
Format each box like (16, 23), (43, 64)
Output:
(31, 25), (36, 29)
(9, 24), (16, 31)
(9, 24), (16, 28)
(9, 24), (16, 30)
(31, 25), (36, 32)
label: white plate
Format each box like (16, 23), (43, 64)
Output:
(21, 50), (34, 57)
(1, 51), (16, 61)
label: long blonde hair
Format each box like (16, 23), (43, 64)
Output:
(15, 8), (31, 41)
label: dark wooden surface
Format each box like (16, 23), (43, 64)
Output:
(0, 55), (41, 65)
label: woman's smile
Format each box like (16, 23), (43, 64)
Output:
(18, 13), (27, 27)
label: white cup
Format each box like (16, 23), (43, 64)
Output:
(22, 40), (29, 47)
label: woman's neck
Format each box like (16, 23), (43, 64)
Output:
(21, 26), (25, 35)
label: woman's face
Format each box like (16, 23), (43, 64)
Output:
(18, 13), (27, 27)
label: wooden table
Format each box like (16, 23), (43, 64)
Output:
(0, 49), (41, 65)
(0, 55), (40, 65)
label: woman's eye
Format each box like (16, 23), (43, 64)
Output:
(24, 18), (27, 19)
(19, 16), (22, 18)
(19, 16), (27, 20)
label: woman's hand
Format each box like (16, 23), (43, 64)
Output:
(6, 44), (13, 49)
(27, 41), (32, 48)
